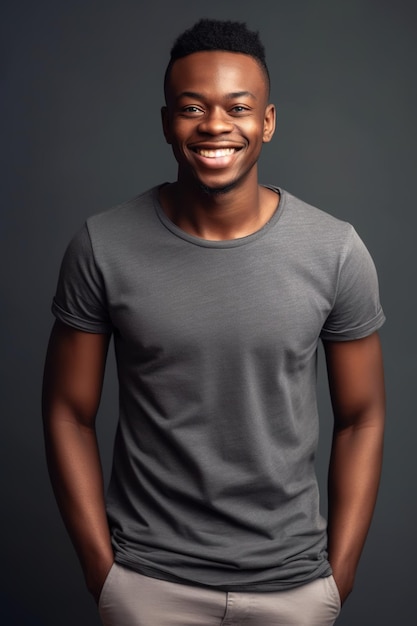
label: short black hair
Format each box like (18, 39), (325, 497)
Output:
(164, 18), (270, 94)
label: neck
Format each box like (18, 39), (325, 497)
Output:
(159, 174), (278, 241)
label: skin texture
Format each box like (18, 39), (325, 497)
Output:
(42, 50), (385, 609)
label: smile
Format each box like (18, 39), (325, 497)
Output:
(192, 147), (240, 158)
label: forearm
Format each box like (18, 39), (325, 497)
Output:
(44, 413), (113, 593)
(327, 415), (384, 601)
(42, 323), (113, 600)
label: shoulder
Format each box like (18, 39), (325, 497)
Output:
(274, 189), (360, 268)
(59, 186), (164, 276)
(86, 186), (159, 240)
(279, 189), (352, 237)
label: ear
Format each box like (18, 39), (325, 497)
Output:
(161, 106), (172, 144)
(263, 103), (276, 143)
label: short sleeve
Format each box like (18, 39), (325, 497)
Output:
(320, 227), (385, 341)
(51, 224), (113, 333)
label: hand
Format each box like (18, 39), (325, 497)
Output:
(331, 566), (354, 607)
(85, 556), (114, 605)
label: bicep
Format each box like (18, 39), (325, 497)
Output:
(42, 320), (111, 427)
(323, 332), (385, 428)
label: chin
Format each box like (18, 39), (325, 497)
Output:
(197, 180), (239, 196)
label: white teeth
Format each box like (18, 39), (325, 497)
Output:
(197, 148), (236, 158)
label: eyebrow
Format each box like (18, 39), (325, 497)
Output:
(176, 90), (257, 101)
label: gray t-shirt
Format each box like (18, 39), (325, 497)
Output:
(52, 185), (385, 591)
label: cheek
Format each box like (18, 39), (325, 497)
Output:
(244, 116), (266, 135)
(243, 120), (267, 147)
(169, 124), (194, 152)
(166, 125), (192, 161)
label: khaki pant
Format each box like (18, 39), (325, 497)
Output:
(98, 563), (341, 626)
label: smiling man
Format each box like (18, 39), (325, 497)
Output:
(43, 19), (385, 626)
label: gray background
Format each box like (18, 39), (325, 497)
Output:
(1, 0), (416, 624)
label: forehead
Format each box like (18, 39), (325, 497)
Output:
(165, 50), (268, 101)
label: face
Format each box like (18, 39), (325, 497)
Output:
(162, 51), (275, 194)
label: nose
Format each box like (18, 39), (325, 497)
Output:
(197, 107), (234, 135)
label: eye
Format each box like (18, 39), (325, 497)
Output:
(182, 105), (204, 115)
(230, 105), (250, 114)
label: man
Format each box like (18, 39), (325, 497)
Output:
(43, 18), (385, 626)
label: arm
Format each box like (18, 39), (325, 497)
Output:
(323, 331), (385, 605)
(42, 320), (113, 602)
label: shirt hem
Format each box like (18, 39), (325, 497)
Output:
(321, 308), (385, 342)
(52, 300), (112, 334)
(113, 555), (332, 592)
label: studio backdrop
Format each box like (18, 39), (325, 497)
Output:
(1, 1), (416, 624)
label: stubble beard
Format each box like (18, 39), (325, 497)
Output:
(197, 180), (239, 196)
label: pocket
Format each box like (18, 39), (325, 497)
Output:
(327, 575), (342, 614)
(98, 562), (117, 610)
